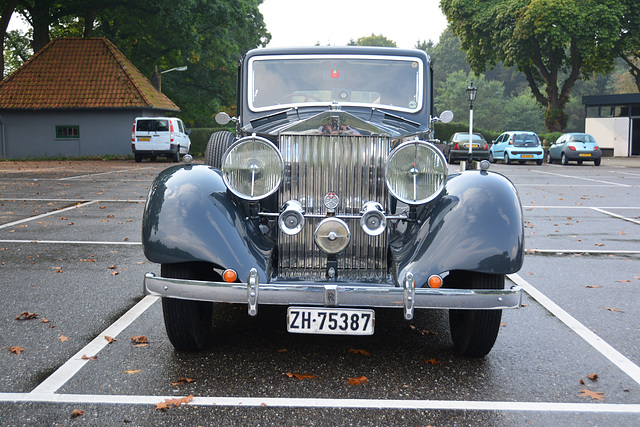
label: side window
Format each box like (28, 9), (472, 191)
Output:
(497, 134), (506, 143)
(178, 121), (185, 134)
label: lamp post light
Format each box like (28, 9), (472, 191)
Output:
(151, 65), (188, 93)
(465, 81), (477, 170)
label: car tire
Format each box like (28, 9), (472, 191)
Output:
(172, 147), (180, 163)
(504, 153), (511, 165)
(561, 153), (569, 165)
(594, 158), (601, 166)
(161, 263), (215, 351)
(536, 159), (543, 165)
(489, 152), (495, 163)
(134, 153), (142, 163)
(205, 131), (236, 168)
(448, 272), (504, 357)
(546, 151), (553, 164)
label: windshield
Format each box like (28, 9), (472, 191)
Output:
(248, 54), (423, 113)
(512, 133), (539, 147)
(569, 134), (595, 143)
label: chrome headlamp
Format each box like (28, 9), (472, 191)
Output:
(221, 135), (283, 201)
(385, 140), (447, 205)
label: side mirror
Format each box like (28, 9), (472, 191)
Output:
(215, 112), (231, 125)
(439, 110), (454, 124)
(186, 129), (191, 135)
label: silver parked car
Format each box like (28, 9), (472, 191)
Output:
(547, 132), (602, 166)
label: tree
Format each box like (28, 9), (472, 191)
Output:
(0, 0), (19, 77)
(348, 33), (396, 47)
(440, 0), (627, 132)
(617, 0), (640, 91)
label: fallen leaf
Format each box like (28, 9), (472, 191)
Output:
(585, 285), (602, 288)
(155, 395), (194, 410)
(111, 271), (119, 276)
(81, 354), (97, 361)
(41, 317), (49, 324)
(284, 372), (320, 380)
(133, 343), (148, 348)
(276, 348), (287, 353)
(594, 243), (605, 247)
(130, 336), (148, 344)
(580, 379), (585, 385)
(70, 409), (84, 418)
(348, 349), (371, 356)
(579, 389), (605, 401)
(10, 346), (25, 354)
(15, 312), (39, 320)
(122, 369), (141, 374)
(104, 336), (117, 343)
(58, 335), (68, 342)
(80, 259), (96, 262)
(587, 374), (599, 381)
(108, 265), (117, 270)
(347, 376), (369, 385)
(605, 307), (623, 313)
(616, 280), (631, 283)
(171, 377), (196, 386)
(425, 358), (441, 365)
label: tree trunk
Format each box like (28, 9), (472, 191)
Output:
(0, 0), (20, 78)
(30, 0), (51, 53)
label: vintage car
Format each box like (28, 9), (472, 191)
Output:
(142, 46), (524, 357)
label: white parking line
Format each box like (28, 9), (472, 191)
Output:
(591, 207), (640, 225)
(0, 201), (98, 230)
(30, 295), (159, 394)
(57, 169), (136, 180)
(534, 170), (632, 187)
(509, 273), (640, 386)
(0, 239), (141, 245)
(0, 392), (639, 413)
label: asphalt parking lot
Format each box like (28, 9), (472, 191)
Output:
(0, 158), (639, 426)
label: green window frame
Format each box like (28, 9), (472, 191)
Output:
(56, 125), (79, 139)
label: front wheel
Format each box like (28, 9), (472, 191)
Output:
(449, 272), (504, 357)
(161, 263), (214, 351)
(205, 131), (236, 168)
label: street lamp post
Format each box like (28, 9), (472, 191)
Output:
(465, 81), (477, 170)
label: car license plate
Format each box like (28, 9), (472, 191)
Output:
(579, 153), (591, 157)
(287, 307), (374, 335)
(522, 154), (533, 158)
(138, 137), (150, 141)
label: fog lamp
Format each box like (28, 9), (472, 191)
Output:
(278, 200), (305, 235)
(360, 201), (387, 236)
(314, 217), (350, 254)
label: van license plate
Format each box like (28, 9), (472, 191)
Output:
(138, 137), (150, 141)
(287, 307), (374, 335)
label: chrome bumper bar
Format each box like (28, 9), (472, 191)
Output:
(144, 269), (522, 321)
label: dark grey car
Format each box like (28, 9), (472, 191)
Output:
(142, 46), (525, 358)
(444, 132), (490, 163)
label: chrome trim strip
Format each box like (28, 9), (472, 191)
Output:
(144, 273), (523, 310)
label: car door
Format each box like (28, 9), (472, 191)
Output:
(492, 133), (506, 159)
(151, 119), (170, 152)
(135, 119), (154, 151)
(550, 135), (563, 159)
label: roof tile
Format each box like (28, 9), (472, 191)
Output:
(0, 37), (179, 112)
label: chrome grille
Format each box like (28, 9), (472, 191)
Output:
(277, 134), (390, 282)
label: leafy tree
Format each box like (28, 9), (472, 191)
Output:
(617, 0), (640, 91)
(440, 0), (627, 132)
(348, 33), (396, 47)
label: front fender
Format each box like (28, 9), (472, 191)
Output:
(391, 170), (524, 286)
(142, 165), (274, 282)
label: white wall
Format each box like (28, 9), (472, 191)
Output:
(585, 117), (629, 157)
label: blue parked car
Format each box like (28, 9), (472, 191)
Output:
(489, 131), (544, 165)
(547, 132), (602, 166)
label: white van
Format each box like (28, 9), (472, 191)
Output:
(132, 117), (191, 162)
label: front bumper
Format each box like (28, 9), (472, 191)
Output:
(144, 270), (523, 321)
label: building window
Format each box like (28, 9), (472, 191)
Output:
(56, 125), (79, 139)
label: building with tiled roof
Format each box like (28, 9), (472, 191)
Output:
(0, 37), (181, 158)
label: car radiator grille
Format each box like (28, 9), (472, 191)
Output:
(277, 133), (391, 282)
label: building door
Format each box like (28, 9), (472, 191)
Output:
(632, 119), (640, 156)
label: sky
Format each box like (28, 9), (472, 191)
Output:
(259, 0), (449, 49)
